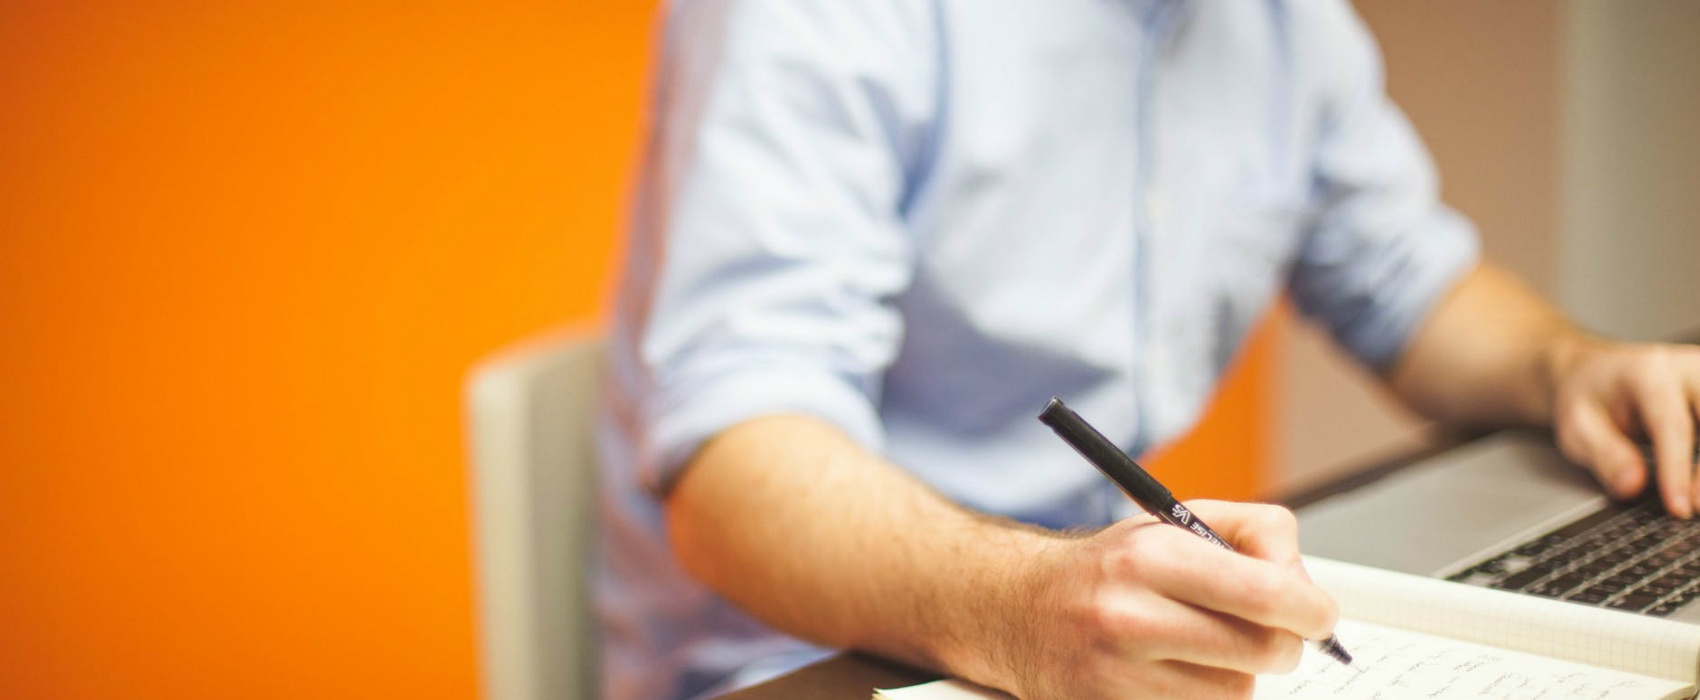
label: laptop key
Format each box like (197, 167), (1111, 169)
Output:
(1515, 534), (1568, 557)
(1541, 574), (1591, 595)
(1597, 550), (1635, 566)
(1630, 534), (1666, 551)
(1475, 557), (1509, 575)
(1608, 593), (1661, 612)
(1642, 579), (1681, 597)
(1567, 590), (1610, 604)
(1622, 562), (1660, 579)
(1573, 561), (1615, 578)
(1496, 565), (1557, 591)
(1652, 550), (1689, 566)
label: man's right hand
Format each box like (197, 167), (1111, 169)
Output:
(966, 500), (1339, 700)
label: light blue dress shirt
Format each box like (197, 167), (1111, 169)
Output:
(596, 1), (1479, 698)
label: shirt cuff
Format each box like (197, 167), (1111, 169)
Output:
(1336, 209), (1482, 371)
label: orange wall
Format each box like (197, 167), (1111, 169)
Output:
(0, 2), (654, 697)
(1144, 312), (1279, 503)
(0, 1), (1269, 697)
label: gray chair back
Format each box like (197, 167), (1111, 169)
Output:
(465, 333), (602, 700)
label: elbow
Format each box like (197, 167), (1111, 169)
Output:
(660, 450), (735, 592)
(663, 490), (718, 588)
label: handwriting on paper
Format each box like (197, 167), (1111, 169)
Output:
(1257, 620), (1686, 700)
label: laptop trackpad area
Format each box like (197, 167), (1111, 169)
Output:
(1297, 432), (1603, 576)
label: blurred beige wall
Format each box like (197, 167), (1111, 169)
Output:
(1561, 0), (1700, 341)
(1275, 0), (1700, 493)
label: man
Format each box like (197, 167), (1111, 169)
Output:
(595, 2), (1700, 698)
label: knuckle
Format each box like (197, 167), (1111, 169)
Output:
(1083, 600), (1118, 637)
(1136, 524), (1190, 561)
(1129, 527), (1231, 586)
(1261, 505), (1298, 531)
(1092, 601), (1152, 641)
(1104, 549), (1153, 590)
(1634, 358), (1670, 388)
(1109, 533), (1160, 577)
(1558, 398), (1591, 427)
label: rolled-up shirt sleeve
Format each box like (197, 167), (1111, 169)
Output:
(1287, 1), (1481, 372)
(617, 0), (937, 493)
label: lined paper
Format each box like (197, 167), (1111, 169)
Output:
(1305, 556), (1700, 682)
(880, 624), (1694, 700)
(1261, 618), (1692, 700)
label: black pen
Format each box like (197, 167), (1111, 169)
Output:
(1038, 397), (1353, 667)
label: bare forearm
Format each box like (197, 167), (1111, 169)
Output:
(1389, 263), (1595, 428)
(665, 414), (1342, 697)
(664, 413), (1051, 680)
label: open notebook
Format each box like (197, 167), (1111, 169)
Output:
(875, 557), (1700, 700)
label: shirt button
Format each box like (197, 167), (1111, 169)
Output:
(1146, 188), (1168, 227)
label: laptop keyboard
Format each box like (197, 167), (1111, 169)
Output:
(1446, 499), (1700, 617)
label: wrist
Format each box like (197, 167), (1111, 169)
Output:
(928, 520), (1061, 693)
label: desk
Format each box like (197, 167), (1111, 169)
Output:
(718, 433), (1474, 700)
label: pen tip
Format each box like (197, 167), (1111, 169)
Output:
(1318, 636), (1353, 665)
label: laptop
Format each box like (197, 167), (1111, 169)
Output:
(1297, 431), (1700, 624)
